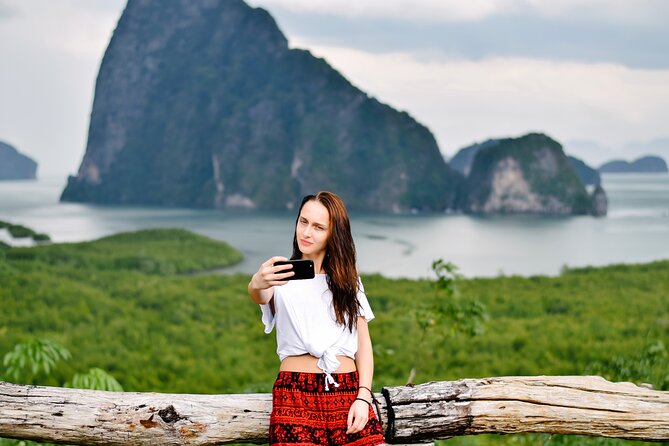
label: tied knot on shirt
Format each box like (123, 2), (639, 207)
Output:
(259, 275), (376, 391)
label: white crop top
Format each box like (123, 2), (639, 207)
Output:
(260, 274), (374, 390)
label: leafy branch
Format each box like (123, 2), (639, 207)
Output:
(408, 259), (488, 384)
(3, 338), (71, 384)
(1, 338), (124, 445)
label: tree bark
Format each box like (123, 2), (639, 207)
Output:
(383, 376), (669, 442)
(1, 375), (668, 445)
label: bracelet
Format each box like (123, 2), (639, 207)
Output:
(358, 385), (373, 395)
(355, 397), (371, 406)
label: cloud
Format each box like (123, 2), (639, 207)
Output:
(296, 42), (669, 156)
(0, 1), (17, 19)
(250, 0), (505, 22)
(13, 1), (124, 57)
(249, 0), (669, 69)
(249, 0), (669, 26)
(518, 0), (669, 26)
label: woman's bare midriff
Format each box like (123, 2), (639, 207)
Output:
(280, 354), (356, 373)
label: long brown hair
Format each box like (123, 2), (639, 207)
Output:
(291, 191), (360, 331)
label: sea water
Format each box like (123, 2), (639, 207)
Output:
(1, 173), (667, 278)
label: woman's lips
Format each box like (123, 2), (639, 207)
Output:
(300, 239), (313, 246)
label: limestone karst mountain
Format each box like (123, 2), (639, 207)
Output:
(455, 133), (606, 215)
(61, 0), (461, 212)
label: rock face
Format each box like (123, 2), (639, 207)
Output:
(60, 0), (460, 212)
(0, 141), (37, 180)
(599, 156), (668, 173)
(590, 185), (608, 217)
(459, 133), (604, 215)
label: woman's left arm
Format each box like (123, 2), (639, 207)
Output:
(347, 316), (374, 434)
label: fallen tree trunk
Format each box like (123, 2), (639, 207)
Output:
(1, 375), (668, 445)
(383, 375), (669, 442)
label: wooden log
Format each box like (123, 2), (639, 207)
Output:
(0, 381), (271, 445)
(383, 376), (669, 442)
(1, 376), (668, 445)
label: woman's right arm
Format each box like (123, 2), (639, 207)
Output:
(248, 256), (294, 304)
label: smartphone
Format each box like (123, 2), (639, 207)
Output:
(273, 259), (315, 280)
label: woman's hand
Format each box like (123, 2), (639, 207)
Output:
(250, 256), (294, 290)
(248, 256), (295, 304)
(346, 398), (369, 434)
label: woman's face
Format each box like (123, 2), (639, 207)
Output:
(296, 200), (330, 257)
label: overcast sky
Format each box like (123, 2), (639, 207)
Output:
(1, 0), (668, 176)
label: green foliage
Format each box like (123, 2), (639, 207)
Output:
(3, 250), (668, 394)
(66, 367), (124, 392)
(0, 437), (57, 446)
(0, 220), (50, 242)
(586, 340), (669, 391)
(414, 259), (487, 339)
(429, 259), (487, 337)
(0, 336), (121, 445)
(31, 233), (51, 242)
(442, 433), (637, 446)
(2, 338), (71, 384)
(1, 231), (668, 446)
(408, 259), (487, 384)
(5, 228), (242, 275)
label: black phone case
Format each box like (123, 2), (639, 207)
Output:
(274, 260), (315, 280)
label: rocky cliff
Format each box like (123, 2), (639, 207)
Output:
(458, 133), (605, 215)
(0, 141), (37, 180)
(599, 155), (668, 173)
(60, 0), (460, 212)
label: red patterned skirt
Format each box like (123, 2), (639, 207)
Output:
(270, 371), (385, 446)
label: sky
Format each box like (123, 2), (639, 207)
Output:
(1, 0), (668, 176)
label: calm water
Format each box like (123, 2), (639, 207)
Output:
(1, 174), (668, 278)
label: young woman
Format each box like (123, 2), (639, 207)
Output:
(248, 191), (385, 446)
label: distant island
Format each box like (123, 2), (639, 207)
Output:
(0, 140), (37, 180)
(599, 155), (668, 173)
(451, 133), (607, 216)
